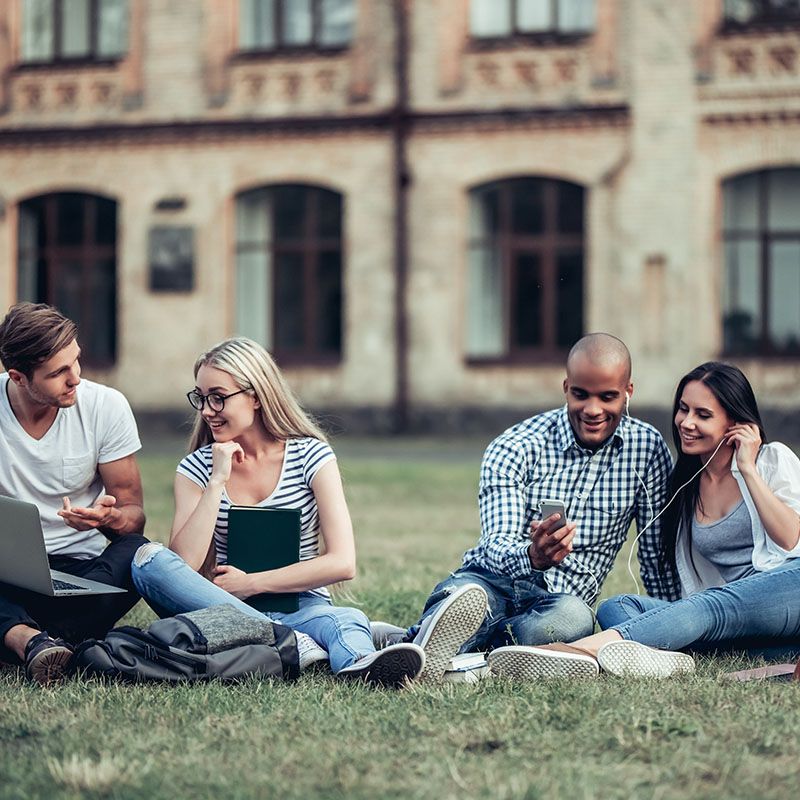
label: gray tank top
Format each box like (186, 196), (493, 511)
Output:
(692, 499), (756, 583)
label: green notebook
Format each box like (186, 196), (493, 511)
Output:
(227, 506), (301, 614)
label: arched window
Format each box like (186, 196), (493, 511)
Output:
(467, 177), (584, 360)
(722, 168), (800, 356)
(235, 184), (343, 363)
(17, 192), (118, 366)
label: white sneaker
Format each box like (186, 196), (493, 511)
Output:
(414, 583), (488, 682)
(488, 644), (599, 681)
(370, 621), (408, 649)
(337, 643), (425, 688)
(296, 632), (329, 672)
(596, 640), (695, 678)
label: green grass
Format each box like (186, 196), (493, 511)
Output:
(1, 439), (797, 800)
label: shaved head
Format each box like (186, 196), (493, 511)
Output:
(567, 333), (631, 383)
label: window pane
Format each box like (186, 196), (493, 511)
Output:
(274, 187), (307, 241)
(282, 0), (312, 45)
(95, 197), (117, 245)
(317, 251), (342, 352)
(723, 239), (761, 353)
(62, 0), (90, 57)
(558, 182), (584, 233)
(466, 246), (504, 357)
(724, 0), (757, 23)
(768, 241), (800, 353)
(52, 259), (84, 328)
(22, 0), (54, 61)
(470, 0), (511, 36)
(236, 249), (272, 347)
(98, 0), (129, 57)
(511, 180), (545, 235)
(57, 195), (86, 246)
(557, 250), (583, 347)
(319, 0), (354, 46)
(317, 190), (342, 238)
(274, 252), (305, 350)
(558, 0), (595, 32)
(470, 186), (500, 241)
(18, 206), (41, 302)
(240, 0), (275, 49)
(767, 168), (800, 233)
(513, 252), (542, 347)
(517, 0), (552, 32)
(236, 191), (273, 246)
(723, 173), (760, 232)
(88, 258), (117, 364)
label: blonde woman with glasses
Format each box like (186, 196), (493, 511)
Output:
(131, 338), (480, 687)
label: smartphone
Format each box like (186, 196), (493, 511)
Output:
(539, 498), (567, 530)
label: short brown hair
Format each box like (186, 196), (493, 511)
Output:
(0, 302), (78, 378)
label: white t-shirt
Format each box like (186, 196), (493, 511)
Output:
(0, 374), (141, 558)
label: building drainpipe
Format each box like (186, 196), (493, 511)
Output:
(392, 0), (410, 433)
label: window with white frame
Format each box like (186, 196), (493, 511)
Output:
(239, 0), (355, 52)
(470, 0), (595, 39)
(235, 185), (343, 363)
(467, 177), (584, 360)
(722, 168), (800, 356)
(21, 0), (128, 63)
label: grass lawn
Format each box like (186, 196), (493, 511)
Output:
(1, 436), (798, 800)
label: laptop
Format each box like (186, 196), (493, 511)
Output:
(0, 495), (127, 596)
(227, 506), (301, 614)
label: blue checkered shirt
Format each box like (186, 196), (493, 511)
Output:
(462, 407), (680, 604)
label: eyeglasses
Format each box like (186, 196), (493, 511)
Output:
(186, 388), (249, 412)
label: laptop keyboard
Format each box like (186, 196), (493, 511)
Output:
(53, 578), (91, 592)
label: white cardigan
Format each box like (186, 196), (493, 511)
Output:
(675, 442), (800, 597)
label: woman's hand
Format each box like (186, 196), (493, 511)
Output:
(212, 564), (255, 599)
(209, 441), (245, 485)
(726, 423), (762, 474)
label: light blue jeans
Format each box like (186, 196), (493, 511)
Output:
(131, 544), (374, 673)
(597, 558), (800, 661)
(408, 565), (594, 651)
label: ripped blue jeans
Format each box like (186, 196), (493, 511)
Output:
(407, 564), (594, 652)
(131, 544), (374, 673)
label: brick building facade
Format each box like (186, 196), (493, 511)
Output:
(1, 0), (799, 430)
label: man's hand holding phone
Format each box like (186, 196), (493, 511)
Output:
(528, 499), (576, 571)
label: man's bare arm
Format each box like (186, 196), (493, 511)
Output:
(58, 454), (145, 535)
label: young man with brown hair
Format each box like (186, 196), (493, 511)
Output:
(0, 302), (148, 684)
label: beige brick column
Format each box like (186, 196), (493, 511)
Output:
(611, 0), (701, 397)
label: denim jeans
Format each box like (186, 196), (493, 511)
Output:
(596, 558), (800, 660)
(408, 564), (594, 652)
(131, 544), (374, 673)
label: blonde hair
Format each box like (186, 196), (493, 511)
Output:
(188, 337), (328, 452)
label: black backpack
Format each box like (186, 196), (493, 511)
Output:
(74, 604), (300, 683)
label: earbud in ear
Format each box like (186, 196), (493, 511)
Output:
(624, 392), (631, 415)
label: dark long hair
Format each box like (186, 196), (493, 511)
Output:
(661, 362), (767, 577)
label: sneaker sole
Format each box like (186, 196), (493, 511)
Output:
(488, 647), (599, 681)
(340, 648), (424, 689)
(417, 585), (488, 683)
(597, 640), (695, 678)
(26, 645), (73, 686)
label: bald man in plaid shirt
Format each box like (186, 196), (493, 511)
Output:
(378, 334), (677, 679)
